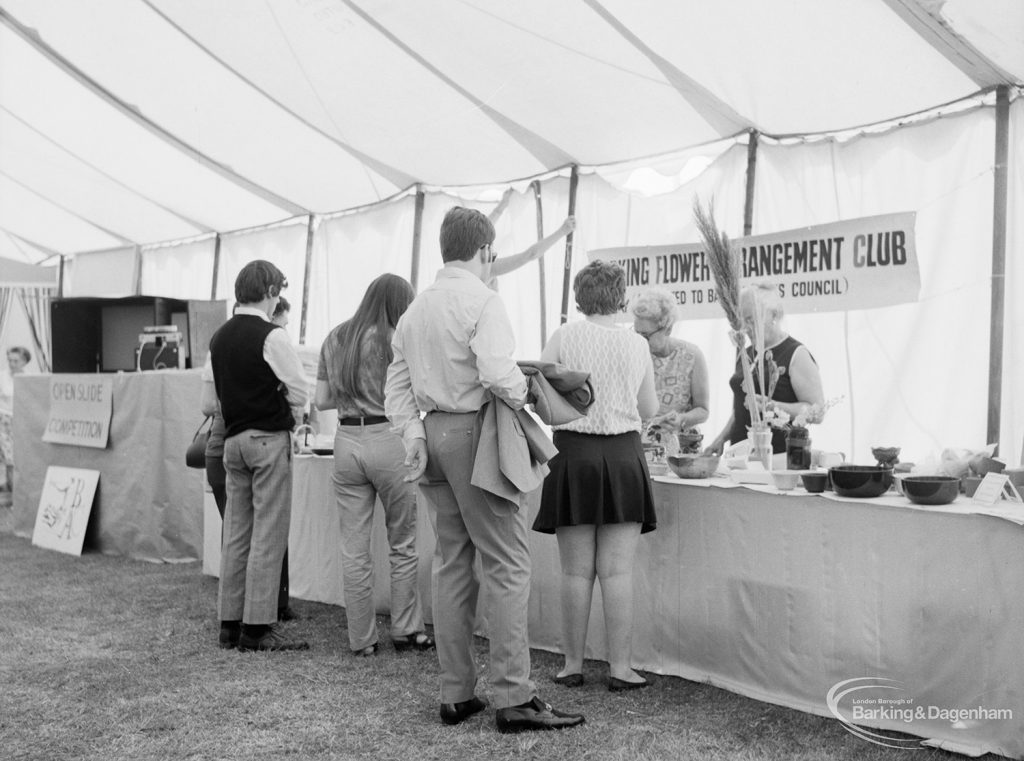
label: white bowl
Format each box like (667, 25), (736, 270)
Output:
(771, 471), (801, 491)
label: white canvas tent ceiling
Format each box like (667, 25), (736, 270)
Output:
(0, 0), (1021, 260)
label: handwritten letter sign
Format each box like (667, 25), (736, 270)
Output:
(42, 375), (113, 448)
(31, 466), (100, 556)
(591, 212), (919, 319)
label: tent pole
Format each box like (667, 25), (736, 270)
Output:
(531, 179), (548, 345)
(559, 166), (580, 324)
(743, 130), (759, 236)
(986, 85), (1009, 449)
(132, 245), (142, 295)
(210, 234), (221, 301)
(410, 187), (425, 291)
(298, 215), (315, 345)
(57, 255), (65, 298)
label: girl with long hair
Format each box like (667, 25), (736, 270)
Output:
(314, 273), (434, 656)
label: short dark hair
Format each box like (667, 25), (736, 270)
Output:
(7, 346), (30, 363)
(439, 207), (494, 263)
(273, 295), (291, 318)
(235, 260), (286, 304)
(574, 260), (626, 316)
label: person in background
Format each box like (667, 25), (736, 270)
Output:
(630, 289), (710, 456)
(0, 346), (31, 504)
(705, 283), (825, 456)
(315, 274), (434, 657)
(532, 260), (658, 692)
(209, 261), (309, 651)
(385, 206), (585, 733)
(269, 296), (295, 621)
(485, 212), (576, 287)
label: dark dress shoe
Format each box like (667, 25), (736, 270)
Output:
(495, 696), (585, 733)
(218, 624), (240, 649)
(392, 631), (435, 652)
(237, 626), (310, 652)
(440, 696), (488, 726)
(608, 676), (650, 692)
(552, 673), (584, 688)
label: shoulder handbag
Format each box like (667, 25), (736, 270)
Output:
(186, 416), (213, 469)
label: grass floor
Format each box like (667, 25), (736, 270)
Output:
(0, 514), (1003, 761)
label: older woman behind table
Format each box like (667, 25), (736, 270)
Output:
(631, 289), (709, 455)
(0, 346), (31, 503)
(315, 274), (434, 656)
(706, 283), (824, 456)
(532, 260), (658, 691)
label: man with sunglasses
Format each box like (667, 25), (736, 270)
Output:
(385, 206), (585, 733)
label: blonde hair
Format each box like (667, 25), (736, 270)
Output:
(630, 289), (676, 330)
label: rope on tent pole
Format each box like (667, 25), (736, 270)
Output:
(559, 166), (579, 324)
(210, 234), (221, 301)
(531, 180), (547, 346)
(299, 214), (315, 345)
(410, 187), (425, 291)
(986, 85), (1009, 450)
(743, 130), (759, 236)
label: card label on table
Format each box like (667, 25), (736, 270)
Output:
(971, 473), (1022, 506)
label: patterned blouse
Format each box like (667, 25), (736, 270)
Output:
(551, 320), (651, 436)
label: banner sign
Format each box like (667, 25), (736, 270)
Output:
(590, 212), (919, 319)
(42, 375), (113, 448)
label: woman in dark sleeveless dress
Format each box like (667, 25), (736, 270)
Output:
(706, 283), (825, 455)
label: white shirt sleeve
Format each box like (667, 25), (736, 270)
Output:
(470, 293), (528, 409)
(384, 323), (426, 444)
(263, 328), (309, 425)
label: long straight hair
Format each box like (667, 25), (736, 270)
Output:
(335, 273), (415, 398)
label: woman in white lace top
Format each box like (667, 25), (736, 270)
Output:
(532, 260), (658, 692)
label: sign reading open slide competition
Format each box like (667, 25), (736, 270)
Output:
(590, 212), (919, 318)
(42, 375), (113, 448)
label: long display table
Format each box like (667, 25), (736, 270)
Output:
(12, 371), (205, 562)
(206, 458), (1022, 759)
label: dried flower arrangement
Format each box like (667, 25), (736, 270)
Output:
(693, 198), (777, 432)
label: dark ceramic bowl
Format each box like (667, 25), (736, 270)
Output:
(667, 454), (720, 479)
(800, 472), (829, 493)
(900, 475), (959, 505)
(828, 465), (893, 498)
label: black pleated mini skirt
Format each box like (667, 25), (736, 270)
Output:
(533, 430), (657, 534)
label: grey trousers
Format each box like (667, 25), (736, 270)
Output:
(332, 421), (423, 651)
(419, 412), (536, 709)
(220, 429), (292, 625)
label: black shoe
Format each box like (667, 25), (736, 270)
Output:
(495, 696), (585, 733)
(218, 624), (240, 650)
(392, 631), (436, 652)
(552, 673), (584, 688)
(440, 696), (488, 726)
(608, 676), (650, 692)
(237, 626), (310, 652)
(278, 607), (298, 622)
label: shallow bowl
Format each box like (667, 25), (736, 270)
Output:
(800, 472), (829, 493)
(828, 464), (893, 498)
(667, 454), (721, 479)
(900, 475), (959, 505)
(771, 471), (801, 491)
